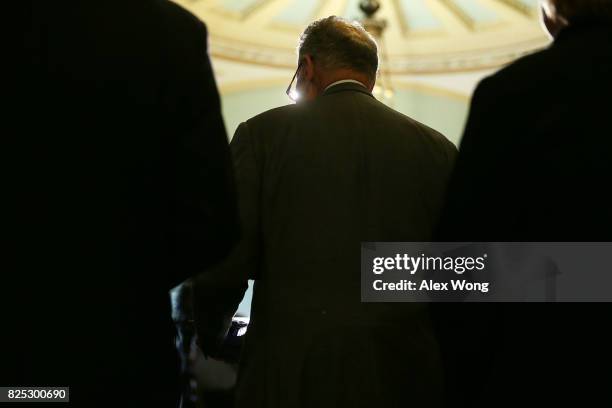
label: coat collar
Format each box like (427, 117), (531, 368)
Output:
(322, 81), (374, 98)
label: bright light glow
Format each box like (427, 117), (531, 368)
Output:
(289, 89), (300, 102)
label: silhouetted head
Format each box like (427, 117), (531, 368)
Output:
(292, 16), (378, 102)
(541, 0), (612, 38)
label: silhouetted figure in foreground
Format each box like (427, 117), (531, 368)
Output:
(435, 1), (612, 406)
(10, 1), (239, 406)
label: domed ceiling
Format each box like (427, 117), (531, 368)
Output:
(175, 0), (549, 74)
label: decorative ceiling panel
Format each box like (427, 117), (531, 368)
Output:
(180, 0), (550, 73)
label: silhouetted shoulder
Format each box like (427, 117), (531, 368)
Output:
(244, 103), (303, 130)
(378, 100), (457, 154)
(490, 23), (612, 91)
(406, 111), (454, 148)
(478, 46), (555, 95)
(157, 0), (208, 39)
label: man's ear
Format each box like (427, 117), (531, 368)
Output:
(303, 54), (315, 81)
(368, 78), (376, 93)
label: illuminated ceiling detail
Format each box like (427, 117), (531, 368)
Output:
(442, 0), (499, 29)
(497, 0), (539, 16)
(178, 0), (550, 74)
(272, 0), (323, 28)
(394, 0), (443, 33)
(213, 0), (271, 19)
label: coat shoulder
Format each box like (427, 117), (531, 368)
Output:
(157, 0), (207, 36)
(377, 101), (457, 153)
(243, 104), (302, 131)
(481, 46), (554, 92)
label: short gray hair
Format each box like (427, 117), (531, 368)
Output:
(298, 16), (378, 81)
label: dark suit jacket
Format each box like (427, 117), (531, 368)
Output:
(435, 19), (612, 407)
(194, 82), (457, 408)
(9, 1), (239, 406)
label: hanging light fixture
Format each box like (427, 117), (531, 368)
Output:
(358, 0), (395, 105)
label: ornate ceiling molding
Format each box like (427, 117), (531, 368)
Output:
(179, 0), (550, 74)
